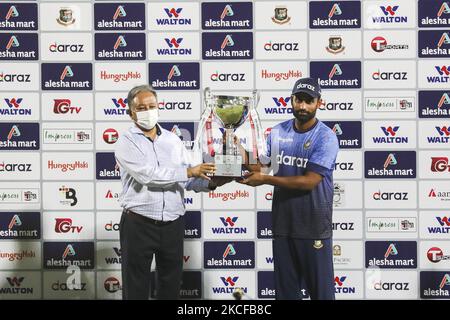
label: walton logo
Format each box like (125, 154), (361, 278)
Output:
(428, 216), (450, 234)
(221, 35), (234, 49)
(6, 6), (19, 20)
(438, 3), (450, 17)
(168, 65), (181, 80)
(113, 6), (126, 20)
(165, 38), (182, 48)
(440, 274), (450, 289)
(384, 153), (397, 168)
(114, 36), (127, 49)
(381, 126), (399, 136)
(60, 66), (74, 81)
(374, 5), (407, 24)
(165, 8), (182, 18)
(436, 126), (450, 136)
(6, 35), (19, 50)
(380, 6), (399, 16)
(264, 97), (292, 115)
(428, 66), (450, 83)
(220, 217), (238, 227)
(329, 64), (343, 79)
(4, 98), (22, 109)
(6, 277), (24, 287)
(436, 65), (450, 76)
(334, 276), (346, 286)
(62, 244), (76, 258)
(329, 4), (342, 18)
(384, 243), (399, 258)
(273, 97), (290, 107)
(8, 214), (22, 229)
(221, 5), (234, 19)
(112, 98), (127, 108)
(437, 216), (450, 226)
(221, 276), (238, 286)
(223, 244), (236, 258)
(7, 125), (20, 140)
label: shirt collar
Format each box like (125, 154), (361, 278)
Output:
(130, 123), (162, 136)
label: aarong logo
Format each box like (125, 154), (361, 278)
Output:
(428, 187), (450, 201)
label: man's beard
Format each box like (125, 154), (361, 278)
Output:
(293, 109), (316, 124)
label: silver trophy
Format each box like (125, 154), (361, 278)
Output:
(194, 87), (266, 177)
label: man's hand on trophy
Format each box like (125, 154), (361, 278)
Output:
(237, 171), (266, 187)
(232, 134), (248, 163)
(187, 163), (216, 180)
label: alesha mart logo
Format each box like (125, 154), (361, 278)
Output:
(221, 5), (234, 20)
(7, 125), (20, 140)
(438, 93), (450, 108)
(384, 243), (398, 258)
(223, 244), (236, 258)
(438, 32), (450, 48)
(167, 65), (181, 80)
(113, 6), (126, 20)
(439, 274), (450, 289)
(6, 35), (19, 50)
(329, 64), (343, 79)
(8, 214), (22, 230)
(60, 65), (74, 81)
(384, 153), (397, 169)
(114, 35), (127, 50)
(438, 2), (450, 17)
(221, 35), (234, 49)
(6, 6), (19, 20)
(332, 123), (343, 135)
(329, 3), (342, 18)
(62, 244), (76, 259)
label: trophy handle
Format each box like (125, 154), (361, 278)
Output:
(252, 89), (260, 110)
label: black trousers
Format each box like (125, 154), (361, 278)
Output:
(119, 210), (185, 300)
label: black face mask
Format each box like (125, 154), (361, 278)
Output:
(292, 93), (317, 124)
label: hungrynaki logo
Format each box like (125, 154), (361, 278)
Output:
(202, 2), (252, 30)
(94, 3), (145, 30)
(43, 242), (94, 269)
(311, 61), (361, 89)
(207, 190), (250, 201)
(334, 276), (356, 294)
(309, 1), (361, 29)
(96, 152), (120, 180)
(364, 151), (416, 178)
(0, 33), (38, 60)
(0, 212), (40, 239)
(365, 241), (417, 269)
(419, 91), (450, 118)
(421, 271), (450, 299)
(42, 63), (92, 90)
(323, 121), (361, 149)
(0, 123), (39, 150)
(204, 241), (254, 269)
(419, 1), (450, 28)
(149, 63), (199, 90)
(202, 32), (253, 59)
(0, 4), (38, 30)
(419, 31), (450, 58)
(263, 97), (292, 115)
(95, 33), (145, 60)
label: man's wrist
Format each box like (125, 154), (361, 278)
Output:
(208, 180), (217, 190)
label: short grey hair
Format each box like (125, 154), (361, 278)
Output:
(127, 84), (158, 112)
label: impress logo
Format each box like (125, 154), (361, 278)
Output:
(95, 33), (145, 60)
(365, 151), (416, 178)
(309, 1), (360, 29)
(419, 91), (450, 118)
(365, 241), (417, 269)
(42, 63), (92, 91)
(202, 32), (253, 59)
(311, 61), (361, 89)
(94, 3), (145, 30)
(149, 63), (199, 90)
(0, 123), (39, 150)
(202, 2), (252, 30)
(419, 1), (450, 28)
(204, 241), (254, 269)
(0, 4), (38, 30)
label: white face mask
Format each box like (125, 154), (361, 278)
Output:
(135, 109), (158, 130)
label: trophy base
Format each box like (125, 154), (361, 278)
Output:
(214, 155), (242, 177)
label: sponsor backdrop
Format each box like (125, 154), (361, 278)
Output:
(0, 0), (449, 300)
